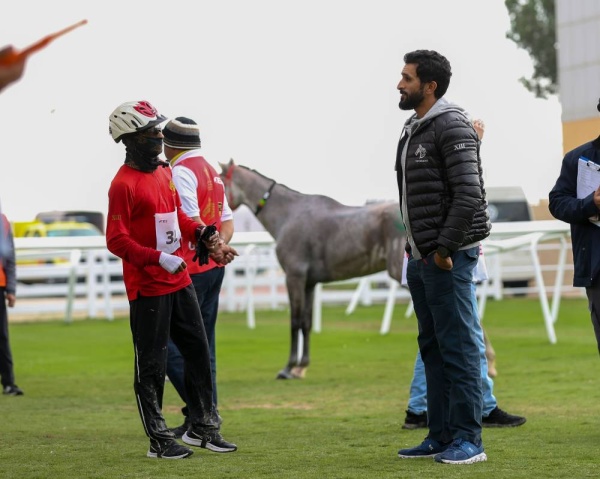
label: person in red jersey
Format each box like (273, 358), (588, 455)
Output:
(161, 116), (237, 437)
(106, 100), (237, 459)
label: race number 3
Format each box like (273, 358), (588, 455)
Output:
(155, 211), (182, 254)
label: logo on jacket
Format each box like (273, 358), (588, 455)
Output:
(415, 145), (427, 159)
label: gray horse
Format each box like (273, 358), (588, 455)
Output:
(220, 159), (407, 379)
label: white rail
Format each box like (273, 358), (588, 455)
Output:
(11, 225), (579, 343)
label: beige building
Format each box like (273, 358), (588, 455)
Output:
(556, 0), (600, 152)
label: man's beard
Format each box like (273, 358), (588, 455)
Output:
(399, 87), (425, 111)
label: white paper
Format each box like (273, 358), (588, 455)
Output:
(577, 157), (600, 226)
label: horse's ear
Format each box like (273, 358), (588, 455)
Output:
(228, 158), (235, 166)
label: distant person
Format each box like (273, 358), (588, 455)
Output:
(549, 97), (600, 356)
(0, 46), (26, 93)
(161, 116), (237, 437)
(106, 100), (237, 459)
(0, 213), (23, 396)
(394, 50), (490, 465)
(402, 119), (524, 430)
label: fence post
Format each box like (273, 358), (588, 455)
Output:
(65, 249), (82, 324)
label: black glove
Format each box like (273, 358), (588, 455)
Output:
(193, 224), (217, 266)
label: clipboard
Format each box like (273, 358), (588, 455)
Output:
(0, 20), (87, 67)
(577, 156), (600, 199)
(577, 156), (600, 226)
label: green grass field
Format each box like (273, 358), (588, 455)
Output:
(1, 297), (598, 478)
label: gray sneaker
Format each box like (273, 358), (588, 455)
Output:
(169, 417), (191, 439)
(3, 385), (24, 396)
(147, 439), (193, 459)
(182, 430), (237, 453)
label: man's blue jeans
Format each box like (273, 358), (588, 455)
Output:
(406, 246), (483, 444)
(407, 282), (497, 417)
(167, 267), (225, 407)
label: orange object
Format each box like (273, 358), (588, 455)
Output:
(0, 19), (88, 67)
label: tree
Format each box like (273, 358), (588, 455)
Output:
(505, 0), (557, 98)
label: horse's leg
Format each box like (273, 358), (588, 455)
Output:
(291, 284), (315, 379)
(276, 274), (306, 379)
(276, 320), (300, 379)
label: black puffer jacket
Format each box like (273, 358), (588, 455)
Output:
(395, 98), (490, 258)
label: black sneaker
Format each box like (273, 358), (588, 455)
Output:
(3, 385), (24, 396)
(170, 417), (191, 439)
(182, 429), (237, 453)
(147, 439), (193, 459)
(482, 406), (526, 428)
(402, 410), (427, 430)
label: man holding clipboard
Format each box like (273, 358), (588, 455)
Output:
(549, 97), (600, 355)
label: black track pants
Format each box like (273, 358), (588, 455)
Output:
(129, 284), (218, 442)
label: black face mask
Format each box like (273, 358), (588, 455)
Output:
(123, 135), (167, 172)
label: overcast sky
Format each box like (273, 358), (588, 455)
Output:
(0, 0), (564, 225)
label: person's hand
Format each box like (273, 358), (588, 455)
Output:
(594, 185), (600, 211)
(5, 293), (16, 308)
(0, 46), (26, 93)
(159, 252), (186, 274)
(434, 252), (453, 271)
(204, 230), (220, 251)
(210, 242), (239, 265)
(195, 224), (220, 250)
(472, 118), (485, 141)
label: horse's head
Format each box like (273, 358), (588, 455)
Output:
(219, 159), (278, 216)
(219, 159), (243, 210)
(219, 158), (256, 210)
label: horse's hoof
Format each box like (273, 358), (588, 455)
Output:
(276, 369), (293, 380)
(290, 366), (306, 379)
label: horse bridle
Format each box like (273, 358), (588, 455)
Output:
(223, 163), (276, 215)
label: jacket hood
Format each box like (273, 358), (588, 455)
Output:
(404, 97), (470, 131)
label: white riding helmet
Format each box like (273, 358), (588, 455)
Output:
(109, 100), (167, 143)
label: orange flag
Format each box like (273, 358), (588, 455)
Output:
(0, 19), (88, 66)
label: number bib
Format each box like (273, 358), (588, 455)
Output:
(155, 210), (182, 254)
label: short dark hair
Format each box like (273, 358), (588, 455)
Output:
(403, 50), (452, 98)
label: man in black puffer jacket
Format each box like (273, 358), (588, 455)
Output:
(395, 50), (491, 466)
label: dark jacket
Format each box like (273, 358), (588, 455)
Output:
(395, 98), (490, 259)
(549, 136), (600, 287)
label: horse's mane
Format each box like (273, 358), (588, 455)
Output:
(238, 164), (332, 199)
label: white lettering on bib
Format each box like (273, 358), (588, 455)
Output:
(155, 210), (181, 254)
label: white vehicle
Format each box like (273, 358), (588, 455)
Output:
(486, 186), (534, 293)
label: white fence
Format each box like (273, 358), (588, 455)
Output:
(11, 223), (580, 341)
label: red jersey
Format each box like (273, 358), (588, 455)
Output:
(106, 164), (200, 300)
(171, 152), (225, 275)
